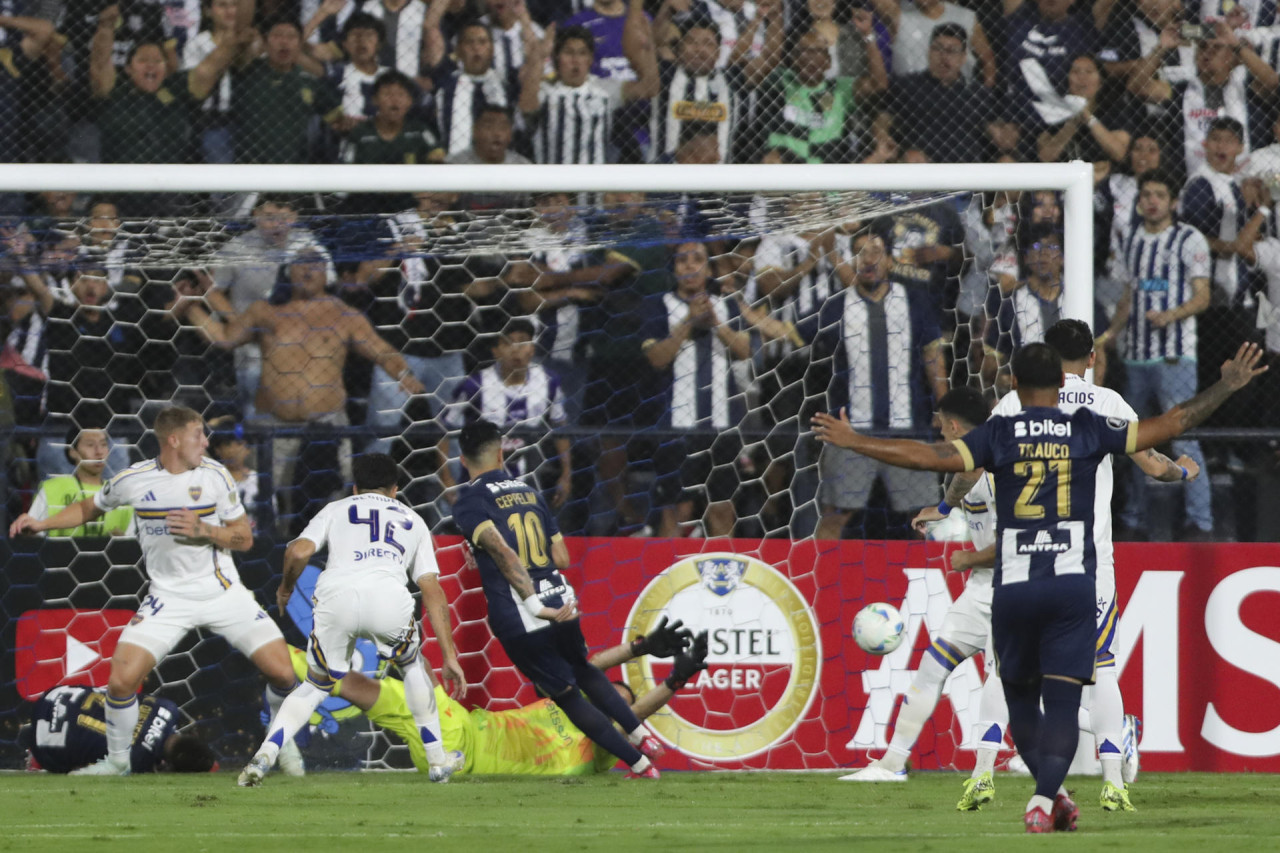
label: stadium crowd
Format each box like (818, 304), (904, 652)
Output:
(1, 0), (1278, 542)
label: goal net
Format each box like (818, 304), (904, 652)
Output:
(1, 162), (1094, 772)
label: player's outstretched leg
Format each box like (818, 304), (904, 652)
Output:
(842, 649), (956, 781)
(401, 659), (462, 782)
(574, 663), (663, 761)
(550, 687), (654, 778)
(256, 641), (305, 778)
(263, 682), (306, 777)
(70, 692), (138, 776)
(238, 680), (329, 787)
(959, 669), (1007, 809)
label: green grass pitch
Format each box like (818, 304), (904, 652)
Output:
(3, 771), (1278, 852)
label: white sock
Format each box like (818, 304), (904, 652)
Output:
(1027, 794), (1053, 814)
(972, 665), (1007, 776)
(1088, 668), (1125, 786)
(627, 727), (647, 745)
(264, 679), (298, 724)
(878, 653), (953, 772)
(402, 661), (447, 766)
(258, 681), (326, 765)
(629, 755), (652, 773)
(105, 693), (139, 767)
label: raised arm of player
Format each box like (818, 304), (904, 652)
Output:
(628, 631), (709, 720)
(812, 408), (969, 473)
(1133, 342), (1268, 452)
(474, 527), (576, 622)
(1131, 448), (1200, 482)
(166, 510), (253, 552)
(277, 536), (317, 612)
(9, 496), (104, 537)
(417, 575), (466, 699)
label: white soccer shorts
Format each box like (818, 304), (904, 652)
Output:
(307, 581), (418, 683)
(934, 582), (994, 663)
(118, 583), (283, 662)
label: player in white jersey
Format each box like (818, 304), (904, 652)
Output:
(238, 453), (466, 787)
(839, 388), (1009, 798)
(10, 406), (303, 777)
(983, 320), (1194, 812)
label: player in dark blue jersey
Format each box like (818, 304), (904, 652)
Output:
(22, 685), (216, 774)
(453, 419), (668, 779)
(814, 341), (1266, 833)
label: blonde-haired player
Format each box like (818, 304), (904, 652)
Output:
(10, 406), (304, 776)
(238, 452), (466, 786)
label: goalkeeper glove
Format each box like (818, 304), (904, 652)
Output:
(665, 630), (709, 690)
(630, 616), (693, 658)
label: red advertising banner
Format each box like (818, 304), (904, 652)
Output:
(13, 609), (136, 700)
(428, 537), (1280, 772)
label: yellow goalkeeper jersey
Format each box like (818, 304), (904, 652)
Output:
(436, 687), (617, 776)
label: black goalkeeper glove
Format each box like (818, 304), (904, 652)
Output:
(630, 616), (692, 658)
(665, 630), (709, 690)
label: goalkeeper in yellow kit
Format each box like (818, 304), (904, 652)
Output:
(290, 618), (707, 775)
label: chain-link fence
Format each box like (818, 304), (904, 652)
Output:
(0, 0), (1276, 542)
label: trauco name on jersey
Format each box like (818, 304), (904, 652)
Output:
(1013, 419), (1072, 438)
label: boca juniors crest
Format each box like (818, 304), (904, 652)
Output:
(623, 553), (820, 762)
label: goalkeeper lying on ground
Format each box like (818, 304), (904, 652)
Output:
(291, 618), (708, 776)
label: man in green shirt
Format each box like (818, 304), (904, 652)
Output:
(28, 427), (134, 537)
(89, 3), (243, 165)
(760, 29), (857, 164)
(233, 19), (343, 164)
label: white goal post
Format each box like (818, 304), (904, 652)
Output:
(0, 161), (1095, 323)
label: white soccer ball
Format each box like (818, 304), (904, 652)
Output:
(853, 602), (906, 655)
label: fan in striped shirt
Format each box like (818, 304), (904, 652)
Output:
(519, 14), (657, 164)
(1101, 169), (1215, 537)
(646, 4), (782, 164)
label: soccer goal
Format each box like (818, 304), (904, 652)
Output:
(0, 162), (1092, 772)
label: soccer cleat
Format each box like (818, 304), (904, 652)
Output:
(237, 754), (271, 788)
(956, 772), (995, 810)
(1024, 806), (1054, 834)
(1051, 792), (1079, 832)
(428, 749), (465, 783)
(624, 765), (660, 779)
(637, 734), (666, 763)
(1100, 781), (1136, 812)
(838, 763), (907, 782)
(70, 755), (131, 776)
(277, 739), (306, 777)
(1121, 714), (1141, 784)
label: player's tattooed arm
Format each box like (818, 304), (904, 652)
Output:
(418, 575), (467, 698)
(1131, 447), (1200, 482)
(167, 511), (254, 552)
(278, 537), (317, 611)
(812, 409), (968, 473)
(1136, 343), (1268, 451)
(476, 526), (576, 622)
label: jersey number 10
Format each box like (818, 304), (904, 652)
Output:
(349, 506), (408, 555)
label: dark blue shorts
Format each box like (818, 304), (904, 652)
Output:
(498, 620), (591, 697)
(992, 574), (1096, 685)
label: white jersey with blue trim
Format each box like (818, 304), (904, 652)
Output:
(991, 373), (1138, 570)
(297, 493), (439, 597)
(960, 472), (997, 590)
(94, 458), (246, 600)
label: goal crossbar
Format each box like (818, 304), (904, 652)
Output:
(0, 161), (1095, 323)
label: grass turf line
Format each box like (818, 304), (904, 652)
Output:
(1, 771), (1277, 853)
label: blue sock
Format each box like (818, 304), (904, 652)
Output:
(552, 688), (643, 766)
(1003, 678), (1042, 780)
(1035, 678), (1084, 800)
